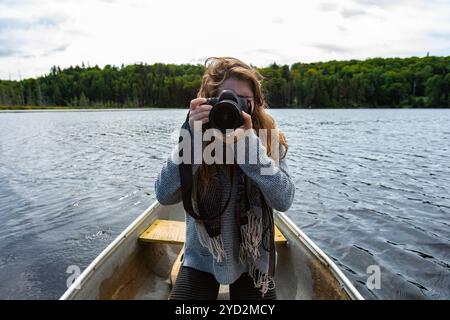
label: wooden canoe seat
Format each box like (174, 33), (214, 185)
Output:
(139, 219), (287, 245)
(139, 219), (186, 244)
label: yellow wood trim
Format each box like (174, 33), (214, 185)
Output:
(139, 219), (186, 244)
(139, 218), (287, 245)
(274, 224), (287, 244)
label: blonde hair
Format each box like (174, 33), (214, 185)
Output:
(197, 57), (288, 184)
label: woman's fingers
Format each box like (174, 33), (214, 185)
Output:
(189, 104), (212, 129)
(189, 104), (212, 116)
(190, 98), (207, 111)
(241, 111), (253, 130)
(189, 118), (209, 130)
(190, 110), (210, 122)
(189, 108), (211, 129)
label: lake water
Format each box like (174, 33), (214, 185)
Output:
(0, 108), (449, 300)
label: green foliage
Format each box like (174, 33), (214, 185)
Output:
(0, 56), (448, 108)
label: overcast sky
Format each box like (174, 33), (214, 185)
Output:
(0, 0), (449, 80)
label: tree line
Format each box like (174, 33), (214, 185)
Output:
(0, 56), (448, 108)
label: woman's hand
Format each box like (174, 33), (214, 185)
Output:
(188, 98), (212, 131)
(223, 111), (253, 144)
(238, 111), (253, 131)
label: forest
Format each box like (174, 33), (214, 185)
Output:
(0, 56), (448, 108)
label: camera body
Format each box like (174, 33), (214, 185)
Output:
(206, 89), (252, 132)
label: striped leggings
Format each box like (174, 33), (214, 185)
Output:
(169, 266), (277, 300)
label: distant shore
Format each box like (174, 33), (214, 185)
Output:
(1, 105), (449, 113)
(0, 105), (157, 110)
(0, 106), (161, 112)
(2, 57), (448, 110)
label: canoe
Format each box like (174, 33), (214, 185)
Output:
(60, 201), (364, 300)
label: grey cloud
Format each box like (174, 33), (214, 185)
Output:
(0, 0), (33, 6)
(319, 2), (338, 12)
(272, 17), (285, 24)
(0, 16), (65, 33)
(0, 17), (28, 30)
(313, 43), (352, 53)
(240, 48), (293, 65)
(0, 34), (26, 58)
(353, 0), (400, 7)
(341, 8), (367, 18)
(428, 31), (450, 40)
(189, 57), (208, 65)
(248, 49), (280, 55)
(0, 15), (69, 59)
(35, 17), (60, 28)
(0, 47), (32, 58)
(41, 43), (70, 57)
(0, 48), (20, 57)
(0, 32), (69, 59)
(65, 29), (90, 37)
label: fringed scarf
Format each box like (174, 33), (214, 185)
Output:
(190, 164), (276, 297)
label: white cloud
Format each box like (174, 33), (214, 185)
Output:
(0, 0), (449, 80)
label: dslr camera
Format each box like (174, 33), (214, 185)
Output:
(205, 89), (252, 132)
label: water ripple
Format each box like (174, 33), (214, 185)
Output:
(0, 108), (449, 299)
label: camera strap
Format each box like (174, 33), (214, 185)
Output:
(178, 112), (198, 219)
(178, 111), (232, 222)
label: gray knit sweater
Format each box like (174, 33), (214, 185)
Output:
(154, 130), (295, 284)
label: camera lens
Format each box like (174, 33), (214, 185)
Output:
(209, 101), (241, 131)
(208, 90), (246, 132)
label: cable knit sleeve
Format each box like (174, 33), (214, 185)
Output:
(154, 126), (200, 205)
(155, 126), (295, 210)
(236, 130), (295, 212)
(154, 147), (183, 205)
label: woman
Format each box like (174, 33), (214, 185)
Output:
(155, 57), (295, 300)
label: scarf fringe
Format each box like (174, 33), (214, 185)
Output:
(238, 212), (263, 264)
(195, 221), (225, 262)
(248, 263), (276, 297)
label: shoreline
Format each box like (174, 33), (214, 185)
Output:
(1, 106), (449, 113)
(0, 107), (162, 113)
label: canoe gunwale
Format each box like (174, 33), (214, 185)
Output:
(59, 201), (160, 300)
(275, 211), (364, 300)
(60, 202), (364, 300)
